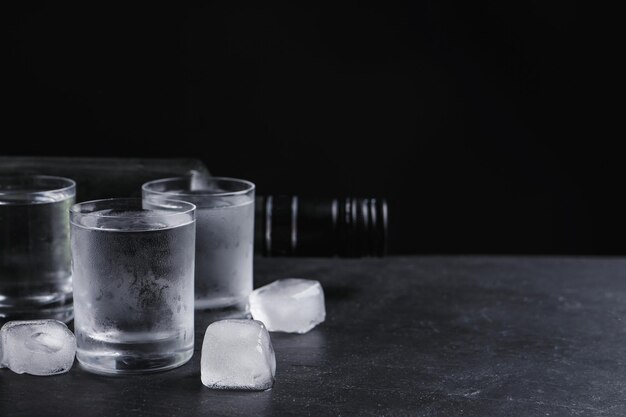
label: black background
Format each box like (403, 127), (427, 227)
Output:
(3, 4), (618, 254)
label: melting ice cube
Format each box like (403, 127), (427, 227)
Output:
(0, 320), (76, 376)
(249, 278), (325, 334)
(201, 319), (276, 390)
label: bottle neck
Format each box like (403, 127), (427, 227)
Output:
(255, 196), (388, 257)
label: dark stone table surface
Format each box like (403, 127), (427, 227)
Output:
(2, 256), (626, 416)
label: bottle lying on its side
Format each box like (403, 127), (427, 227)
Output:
(0, 157), (389, 258)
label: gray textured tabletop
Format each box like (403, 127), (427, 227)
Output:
(2, 256), (626, 416)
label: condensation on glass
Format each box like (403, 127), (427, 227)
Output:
(70, 198), (196, 375)
(143, 176), (255, 318)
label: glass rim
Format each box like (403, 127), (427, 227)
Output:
(0, 174), (76, 197)
(142, 176), (255, 198)
(70, 197), (196, 219)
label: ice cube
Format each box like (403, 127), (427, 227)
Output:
(0, 320), (76, 376)
(249, 278), (325, 334)
(201, 319), (276, 390)
(190, 172), (211, 191)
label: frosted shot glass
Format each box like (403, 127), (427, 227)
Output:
(143, 177), (255, 317)
(70, 198), (196, 374)
(0, 175), (75, 323)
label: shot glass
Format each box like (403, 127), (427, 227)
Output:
(0, 175), (75, 322)
(70, 198), (196, 374)
(143, 177), (254, 317)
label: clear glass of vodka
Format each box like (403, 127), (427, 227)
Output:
(142, 176), (255, 318)
(0, 175), (75, 323)
(70, 198), (196, 374)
